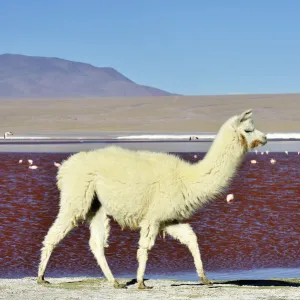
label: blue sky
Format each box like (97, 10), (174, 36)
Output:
(1, 0), (300, 95)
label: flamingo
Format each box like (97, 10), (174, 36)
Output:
(18, 159), (23, 164)
(255, 150), (258, 154)
(250, 160), (257, 164)
(226, 193), (234, 203)
(266, 150), (269, 155)
(29, 165), (38, 170)
(28, 159), (33, 165)
(285, 151), (288, 155)
(261, 152), (264, 155)
(4, 131), (13, 139)
(270, 158), (276, 164)
(189, 136), (199, 140)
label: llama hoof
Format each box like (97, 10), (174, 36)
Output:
(37, 276), (50, 285)
(138, 281), (153, 290)
(113, 281), (127, 289)
(201, 278), (213, 286)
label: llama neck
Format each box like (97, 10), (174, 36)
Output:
(189, 128), (245, 206)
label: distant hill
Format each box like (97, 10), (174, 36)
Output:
(0, 54), (174, 98)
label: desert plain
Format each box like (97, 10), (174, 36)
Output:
(0, 93), (299, 135)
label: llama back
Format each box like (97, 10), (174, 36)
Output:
(88, 147), (194, 227)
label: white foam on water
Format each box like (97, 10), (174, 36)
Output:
(2, 132), (300, 140)
(116, 133), (300, 140)
(116, 134), (216, 140)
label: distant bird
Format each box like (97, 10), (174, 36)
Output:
(250, 160), (257, 164)
(298, 152), (300, 155)
(261, 152), (264, 155)
(54, 162), (61, 168)
(28, 159), (33, 165)
(226, 193), (234, 203)
(189, 136), (199, 140)
(270, 158), (276, 164)
(266, 150), (269, 155)
(285, 151), (288, 155)
(18, 159), (23, 164)
(255, 150), (258, 154)
(29, 165), (38, 170)
(4, 131), (13, 139)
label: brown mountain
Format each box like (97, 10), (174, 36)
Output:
(0, 54), (174, 98)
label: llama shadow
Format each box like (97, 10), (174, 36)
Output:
(170, 282), (216, 288)
(46, 278), (106, 290)
(48, 278), (149, 289)
(125, 278), (150, 287)
(221, 279), (300, 287)
(171, 279), (300, 288)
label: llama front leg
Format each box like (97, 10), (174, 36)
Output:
(136, 223), (159, 289)
(164, 223), (212, 285)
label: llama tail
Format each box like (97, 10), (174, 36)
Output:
(56, 153), (103, 224)
(66, 181), (99, 227)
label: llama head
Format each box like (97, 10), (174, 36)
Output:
(226, 109), (267, 152)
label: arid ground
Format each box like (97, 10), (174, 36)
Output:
(1, 93), (299, 135)
(1, 277), (300, 300)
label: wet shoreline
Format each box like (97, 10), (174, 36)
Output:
(4, 267), (300, 281)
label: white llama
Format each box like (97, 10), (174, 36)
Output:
(37, 109), (267, 289)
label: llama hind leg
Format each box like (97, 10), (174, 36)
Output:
(37, 211), (76, 284)
(164, 223), (212, 286)
(89, 208), (126, 289)
(136, 223), (159, 289)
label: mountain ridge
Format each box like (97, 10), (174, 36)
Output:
(0, 53), (174, 98)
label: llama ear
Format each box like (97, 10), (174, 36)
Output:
(238, 109), (252, 123)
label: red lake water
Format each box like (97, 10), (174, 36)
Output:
(0, 151), (299, 280)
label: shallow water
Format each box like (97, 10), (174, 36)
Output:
(0, 152), (299, 279)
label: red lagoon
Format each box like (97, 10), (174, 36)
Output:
(0, 152), (299, 279)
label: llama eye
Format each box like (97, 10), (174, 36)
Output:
(244, 129), (252, 133)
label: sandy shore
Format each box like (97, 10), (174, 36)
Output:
(1, 277), (300, 300)
(1, 94), (300, 135)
